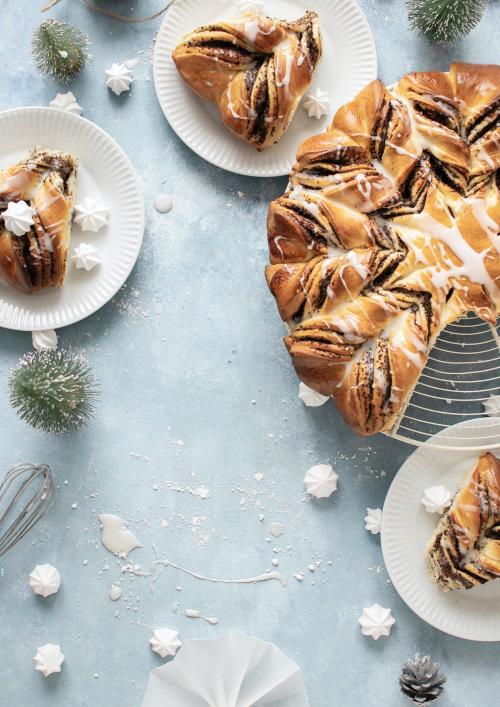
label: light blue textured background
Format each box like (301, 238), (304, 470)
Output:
(0, 1), (499, 706)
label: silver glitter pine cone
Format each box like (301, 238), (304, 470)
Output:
(400, 654), (447, 704)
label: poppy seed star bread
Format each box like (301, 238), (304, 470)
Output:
(172, 11), (322, 150)
(0, 147), (78, 293)
(426, 452), (500, 591)
(266, 63), (500, 436)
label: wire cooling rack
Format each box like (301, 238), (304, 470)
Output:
(386, 313), (500, 450)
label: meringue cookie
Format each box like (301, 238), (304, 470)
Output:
(98, 513), (142, 557)
(1, 200), (35, 236)
(421, 486), (452, 514)
(364, 508), (382, 535)
(33, 644), (64, 677)
(73, 196), (109, 232)
(298, 382), (329, 407)
(483, 395), (500, 417)
(105, 62), (134, 95)
(72, 243), (101, 271)
(29, 564), (61, 598)
(49, 91), (83, 116)
(32, 330), (58, 352)
(358, 604), (395, 640)
(303, 88), (330, 120)
(304, 463), (338, 498)
(149, 628), (182, 658)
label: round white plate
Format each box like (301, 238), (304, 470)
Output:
(381, 417), (500, 641)
(0, 107), (144, 331)
(154, 0), (377, 176)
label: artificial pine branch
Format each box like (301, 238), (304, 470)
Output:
(407, 0), (486, 45)
(32, 19), (90, 83)
(41, 0), (62, 9)
(9, 350), (98, 434)
(41, 0), (170, 22)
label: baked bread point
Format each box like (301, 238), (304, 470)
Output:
(0, 147), (78, 293)
(172, 11), (322, 150)
(426, 452), (500, 591)
(266, 63), (500, 436)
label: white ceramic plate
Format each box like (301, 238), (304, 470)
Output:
(0, 107), (144, 331)
(381, 417), (500, 641)
(154, 0), (377, 176)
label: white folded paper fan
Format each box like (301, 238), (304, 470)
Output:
(141, 632), (310, 707)
(386, 315), (500, 451)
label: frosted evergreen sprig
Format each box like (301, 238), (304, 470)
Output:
(406, 0), (486, 45)
(9, 350), (98, 434)
(32, 19), (90, 83)
(41, 0), (170, 23)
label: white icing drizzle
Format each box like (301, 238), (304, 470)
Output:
(151, 556), (284, 587)
(405, 197), (499, 299)
(275, 42), (294, 97)
(225, 83), (255, 121)
(475, 143), (495, 168)
(184, 609), (219, 625)
(382, 310), (427, 369)
(467, 196), (499, 252)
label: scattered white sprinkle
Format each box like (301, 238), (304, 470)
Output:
(109, 585), (122, 601)
(270, 522), (284, 538)
(194, 486), (210, 499)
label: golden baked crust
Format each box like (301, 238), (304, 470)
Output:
(426, 452), (500, 591)
(0, 147), (78, 294)
(172, 11), (322, 150)
(266, 63), (500, 435)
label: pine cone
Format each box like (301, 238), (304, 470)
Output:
(400, 654), (447, 704)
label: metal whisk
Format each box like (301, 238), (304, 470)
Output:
(0, 463), (54, 558)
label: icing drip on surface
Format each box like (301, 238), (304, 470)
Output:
(151, 556), (284, 587)
(184, 609), (219, 625)
(99, 514), (143, 557)
(154, 193), (173, 213)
